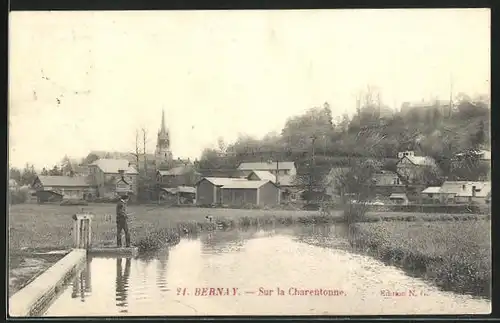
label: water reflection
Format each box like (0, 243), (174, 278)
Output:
(155, 249), (169, 292)
(71, 258), (92, 302)
(115, 258), (131, 312)
(45, 225), (491, 316)
(199, 229), (256, 255)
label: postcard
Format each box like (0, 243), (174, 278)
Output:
(8, 8), (491, 317)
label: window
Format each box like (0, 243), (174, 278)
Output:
(462, 185), (466, 190)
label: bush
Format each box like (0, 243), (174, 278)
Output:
(342, 202), (369, 223)
(9, 190), (28, 204)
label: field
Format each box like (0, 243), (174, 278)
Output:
(8, 203), (487, 251)
(349, 220), (492, 298)
(8, 203), (490, 298)
(8, 203), (331, 250)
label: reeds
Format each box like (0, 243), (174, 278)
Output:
(348, 221), (491, 298)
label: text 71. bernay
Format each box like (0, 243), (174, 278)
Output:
(177, 287), (346, 296)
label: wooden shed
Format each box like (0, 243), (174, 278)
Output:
(220, 180), (280, 207)
(195, 177), (248, 206)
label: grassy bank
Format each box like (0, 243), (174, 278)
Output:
(348, 220), (491, 299)
(8, 204), (338, 251)
(9, 204), (487, 251)
(9, 204), (490, 298)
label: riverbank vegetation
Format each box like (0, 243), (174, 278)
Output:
(349, 220), (491, 299)
(9, 204), (490, 299)
(9, 204), (487, 251)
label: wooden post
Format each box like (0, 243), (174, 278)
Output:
(73, 213), (93, 249)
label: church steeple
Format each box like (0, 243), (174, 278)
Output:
(155, 109), (172, 168)
(160, 109), (167, 134)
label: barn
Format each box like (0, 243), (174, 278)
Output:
(221, 180), (280, 207)
(196, 177), (247, 206)
(32, 175), (93, 202)
(195, 177), (280, 207)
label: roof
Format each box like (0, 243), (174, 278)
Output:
(440, 181), (491, 197)
(158, 165), (199, 176)
(422, 186), (442, 194)
(177, 186), (196, 194)
(237, 161), (295, 171)
(247, 170), (276, 182)
(399, 155), (436, 167)
(456, 149), (491, 160)
(73, 165), (89, 174)
(36, 176), (90, 187)
(198, 169), (247, 178)
(200, 177), (248, 186)
(222, 180), (273, 189)
(160, 186), (196, 194)
(90, 159), (138, 174)
(389, 193), (408, 199)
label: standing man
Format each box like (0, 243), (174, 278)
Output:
(116, 195), (131, 248)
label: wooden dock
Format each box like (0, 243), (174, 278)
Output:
(88, 247), (139, 257)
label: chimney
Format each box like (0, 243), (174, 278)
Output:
(472, 186), (476, 197)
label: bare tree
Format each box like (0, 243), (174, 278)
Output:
(130, 129), (141, 173)
(141, 128), (148, 174)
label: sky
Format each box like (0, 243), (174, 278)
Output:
(9, 9), (490, 170)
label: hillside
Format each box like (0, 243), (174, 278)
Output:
(198, 97), (490, 182)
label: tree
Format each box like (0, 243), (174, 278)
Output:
(9, 167), (22, 183)
(20, 163), (37, 186)
(60, 155), (74, 176)
(281, 106), (335, 150)
(329, 159), (379, 223)
(138, 128), (154, 202)
(130, 129), (141, 172)
(83, 153), (99, 165)
(217, 137), (227, 156)
(472, 120), (485, 148)
(198, 148), (222, 169)
(48, 165), (62, 176)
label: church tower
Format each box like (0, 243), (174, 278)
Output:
(155, 109), (173, 167)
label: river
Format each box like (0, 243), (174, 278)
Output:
(44, 224), (491, 316)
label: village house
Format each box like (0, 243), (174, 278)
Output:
(246, 170), (299, 202)
(237, 161), (297, 179)
(455, 149), (491, 161)
(389, 193), (410, 205)
(156, 164), (201, 188)
(32, 175), (94, 202)
(371, 170), (405, 193)
(421, 181), (491, 205)
(88, 159), (139, 200)
(396, 151), (438, 184)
